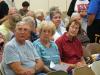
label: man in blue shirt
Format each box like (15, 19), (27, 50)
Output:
(87, 0), (100, 43)
(2, 21), (44, 75)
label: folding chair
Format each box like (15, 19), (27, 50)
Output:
(47, 71), (68, 75)
(73, 66), (95, 75)
(82, 46), (93, 64)
(86, 43), (100, 54)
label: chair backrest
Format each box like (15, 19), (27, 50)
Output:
(82, 46), (91, 57)
(91, 61), (100, 75)
(73, 66), (95, 75)
(47, 71), (68, 75)
(86, 43), (100, 54)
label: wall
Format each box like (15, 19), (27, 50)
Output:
(6, 0), (72, 13)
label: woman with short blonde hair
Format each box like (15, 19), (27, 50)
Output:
(33, 21), (60, 73)
(39, 21), (56, 36)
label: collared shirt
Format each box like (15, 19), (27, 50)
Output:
(33, 39), (60, 67)
(55, 32), (83, 64)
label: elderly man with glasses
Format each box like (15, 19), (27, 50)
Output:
(2, 21), (44, 75)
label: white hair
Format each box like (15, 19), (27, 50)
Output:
(16, 21), (32, 29)
(22, 16), (34, 25)
(71, 12), (81, 19)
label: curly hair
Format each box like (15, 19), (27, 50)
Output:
(22, 1), (30, 7)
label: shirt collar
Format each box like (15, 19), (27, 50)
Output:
(63, 32), (77, 42)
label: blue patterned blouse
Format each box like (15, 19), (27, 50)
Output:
(33, 39), (60, 67)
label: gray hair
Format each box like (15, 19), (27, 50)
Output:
(22, 16), (35, 26)
(35, 9), (44, 18)
(26, 11), (35, 18)
(71, 12), (81, 19)
(15, 21), (32, 30)
(22, 16), (36, 31)
(50, 10), (61, 20)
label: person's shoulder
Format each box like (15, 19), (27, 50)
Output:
(26, 40), (40, 47)
(0, 25), (5, 32)
(56, 32), (66, 42)
(50, 40), (56, 45)
(0, 24), (8, 32)
(26, 40), (33, 44)
(25, 40), (35, 49)
(50, 40), (58, 48)
(33, 39), (40, 45)
(60, 26), (66, 31)
(5, 38), (16, 47)
(0, 24), (5, 29)
(75, 37), (82, 45)
(55, 37), (63, 45)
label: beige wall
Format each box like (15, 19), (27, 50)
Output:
(7, 0), (72, 13)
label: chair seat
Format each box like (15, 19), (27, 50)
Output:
(47, 71), (68, 75)
(73, 66), (95, 75)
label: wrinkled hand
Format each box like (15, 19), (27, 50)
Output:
(76, 62), (87, 68)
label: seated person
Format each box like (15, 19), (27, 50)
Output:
(55, 20), (86, 73)
(2, 21), (44, 75)
(19, 1), (30, 16)
(71, 12), (91, 64)
(33, 21), (60, 73)
(22, 16), (39, 42)
(50, 9), (66, 41)
(71, 12), (90, 46)
(0, 13), (22, 42)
